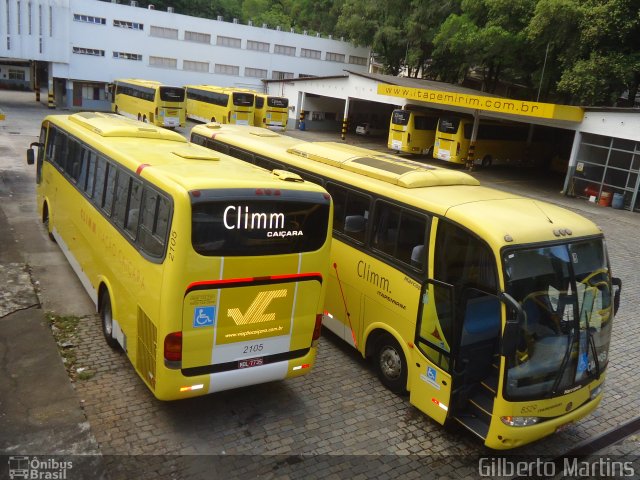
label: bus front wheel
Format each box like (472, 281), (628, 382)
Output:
(100, 289), (120, 350)
(374, 334), (407, 393)
(481, 155), (492, 168)
(43, 203), (55, 242)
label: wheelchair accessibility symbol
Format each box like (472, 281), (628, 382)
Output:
(193, 306), (216, 327)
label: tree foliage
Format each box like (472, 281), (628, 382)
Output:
(107, 0), (640, 106)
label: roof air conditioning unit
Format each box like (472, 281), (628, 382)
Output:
(148, 4), (155, 9)
(217, 15), (223, 21)
(167, 6), (174, 13)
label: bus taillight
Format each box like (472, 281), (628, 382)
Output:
(164, 332), (183, 362)
(313, 314), (323, 341)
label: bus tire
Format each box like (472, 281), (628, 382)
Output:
(114, 106), (119, 114)
(43, 203), (55, 242)
(100, 289), (120, 350)
(137, 114), (141, 121)
(374, 333), (407, 393)
(143, 115), (148, 123)
(211, 117), (216, 123)
(481, 155), (492, 168)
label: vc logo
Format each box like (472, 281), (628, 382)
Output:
(227, 289), (288, 325)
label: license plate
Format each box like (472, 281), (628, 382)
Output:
(556, 422), (573, 433)
(437, 150), (450, 160)
(239, 357), (263, 369)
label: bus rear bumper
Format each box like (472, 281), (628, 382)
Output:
(485, 394), (602, 450)
(152, 347), (316, 400)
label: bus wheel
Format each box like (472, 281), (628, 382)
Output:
(481, 155), (492, 168)
(43, 203), (55, 242)
(100, 290), (120, 350)
(143, 115), (148, 123)
(375, 334), (407, 393)
(114, 106), (119, 114)
(211, 117), (216, 123)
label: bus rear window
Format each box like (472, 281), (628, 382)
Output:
(391, 110), (410, 126)
(267, 97), (288, 108)
(191, 195), (330, 256)
(438, 117), (460, 134)
(159, 87), (185, 102)
(233, 92), (254, 107)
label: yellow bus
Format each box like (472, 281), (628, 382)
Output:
(254, 94), (289, 131)
(185, 85), (255, 125)
(191, 123), (622, 449)
(387, 109), (439, 156)
(26, 113), (332, 401)
(434, 116), (532, 167)
(110, 78), (186, 128)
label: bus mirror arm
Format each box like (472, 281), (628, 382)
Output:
(612, 277), (622, 316)
(498, 291), (523, 357)
(27, 142), (43, 166)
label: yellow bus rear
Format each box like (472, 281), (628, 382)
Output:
(191, 123), (621, 449)
(254, 94), (289, 131)
(387, 109), (438, 155)
(185, 85), (255, 125)
(27, 113), (332, 400)
(111, 78), (185, 128)
(434, 116), (530, 167)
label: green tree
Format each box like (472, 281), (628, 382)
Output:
(336, 0), (410, 75)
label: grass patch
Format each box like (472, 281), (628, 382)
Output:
(47, 312), (94, 381)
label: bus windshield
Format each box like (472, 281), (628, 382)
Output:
(438, 117), (461, 134)
(503, 239), (612, 400)
(191, 191), (330, 256)
(233, 92), (254, 107)
(267, 97), (288, 108)
(159, 87), (185, 102)
(391, 110), (410, 126)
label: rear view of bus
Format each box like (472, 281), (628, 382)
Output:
(255, 94), (289, 131)
(185, 85), (255, 125)
(387, 109), (438, 155)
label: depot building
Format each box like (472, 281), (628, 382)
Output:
(266, 71), (640, 214)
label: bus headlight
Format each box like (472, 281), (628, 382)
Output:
(590, 383), (604, 401)
(500, 416), (541, 427)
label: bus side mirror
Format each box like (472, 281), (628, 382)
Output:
(612, 277), (622, 316)
(499, 292), (523, 357)
(27, 148), (35, 165)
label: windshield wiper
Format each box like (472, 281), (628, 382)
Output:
(550, 328), (575, 397)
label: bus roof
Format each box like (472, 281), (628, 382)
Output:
(48, 113), (326, 195)
(193, 123), (602, 247)
(114, 78), (181, 89)
(184, 84), (254, 94)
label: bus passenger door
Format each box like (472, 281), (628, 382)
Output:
(409, 280), (454, 425)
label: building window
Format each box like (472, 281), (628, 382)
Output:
(326, 52), (345, 63)
(113, 51), (142, 61)
(8, 69), (25, 80)
(245, 67), (267, 78)
(298, 74), (317, 78)
(149, 56), (177, 69)
(184, 60), (209, 72)
(214, 64), (240, 76)
(247, 40), (269, 52)
(6, 35), (10, 50)
(6, 0), (10, 34)
(49, 6), (52, 36)
(28, 2), (32, 34)
(72, 47), (105, 56)
(73, 14), (106, 25)
(17, 1), (21, 34)
(216, 35), (241, 48)
(82, 84), (105, 101)
(184, 31), (210, 43)
(301, 48), (321, 59)
(113, 19), (143, 30)
(39, 36), (42, 53)
(349, 55), (367, 66)
(150, 25), (178, 39)
(274, 44), (295, 56)
(272, 71), (294, 80)
(38, 4), (42, 34)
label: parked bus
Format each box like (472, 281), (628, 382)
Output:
(388, 109), (439, 156)
(185, 85), (255, 125)
(191, 123), (621, 449)
(434, 116), (533, 167)
(26, 113), (332, 401)
(254, 94), (289, 131)
(109, 78), (185, 128)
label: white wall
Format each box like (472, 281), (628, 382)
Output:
(579, 110), (640, 142)
(0, 0), (370, 90)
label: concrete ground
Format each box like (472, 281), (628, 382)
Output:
(0, 91), (638, 479)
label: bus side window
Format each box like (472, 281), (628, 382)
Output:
(138, 187), (162, 257)
(112, 170), (131, 228)
(125, 179), (143, 238)
(94, 156), (107, 207)
(84, 151), (97, 198)
(67, 140), (82, 183)
(229, 146), (254, 164)
(102, 162), (117, 216)
(326, 183), (370, 244)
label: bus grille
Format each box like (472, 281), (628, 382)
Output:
(136, 307), (157, 390)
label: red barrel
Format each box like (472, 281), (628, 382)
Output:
(598, 191), (612, 207)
